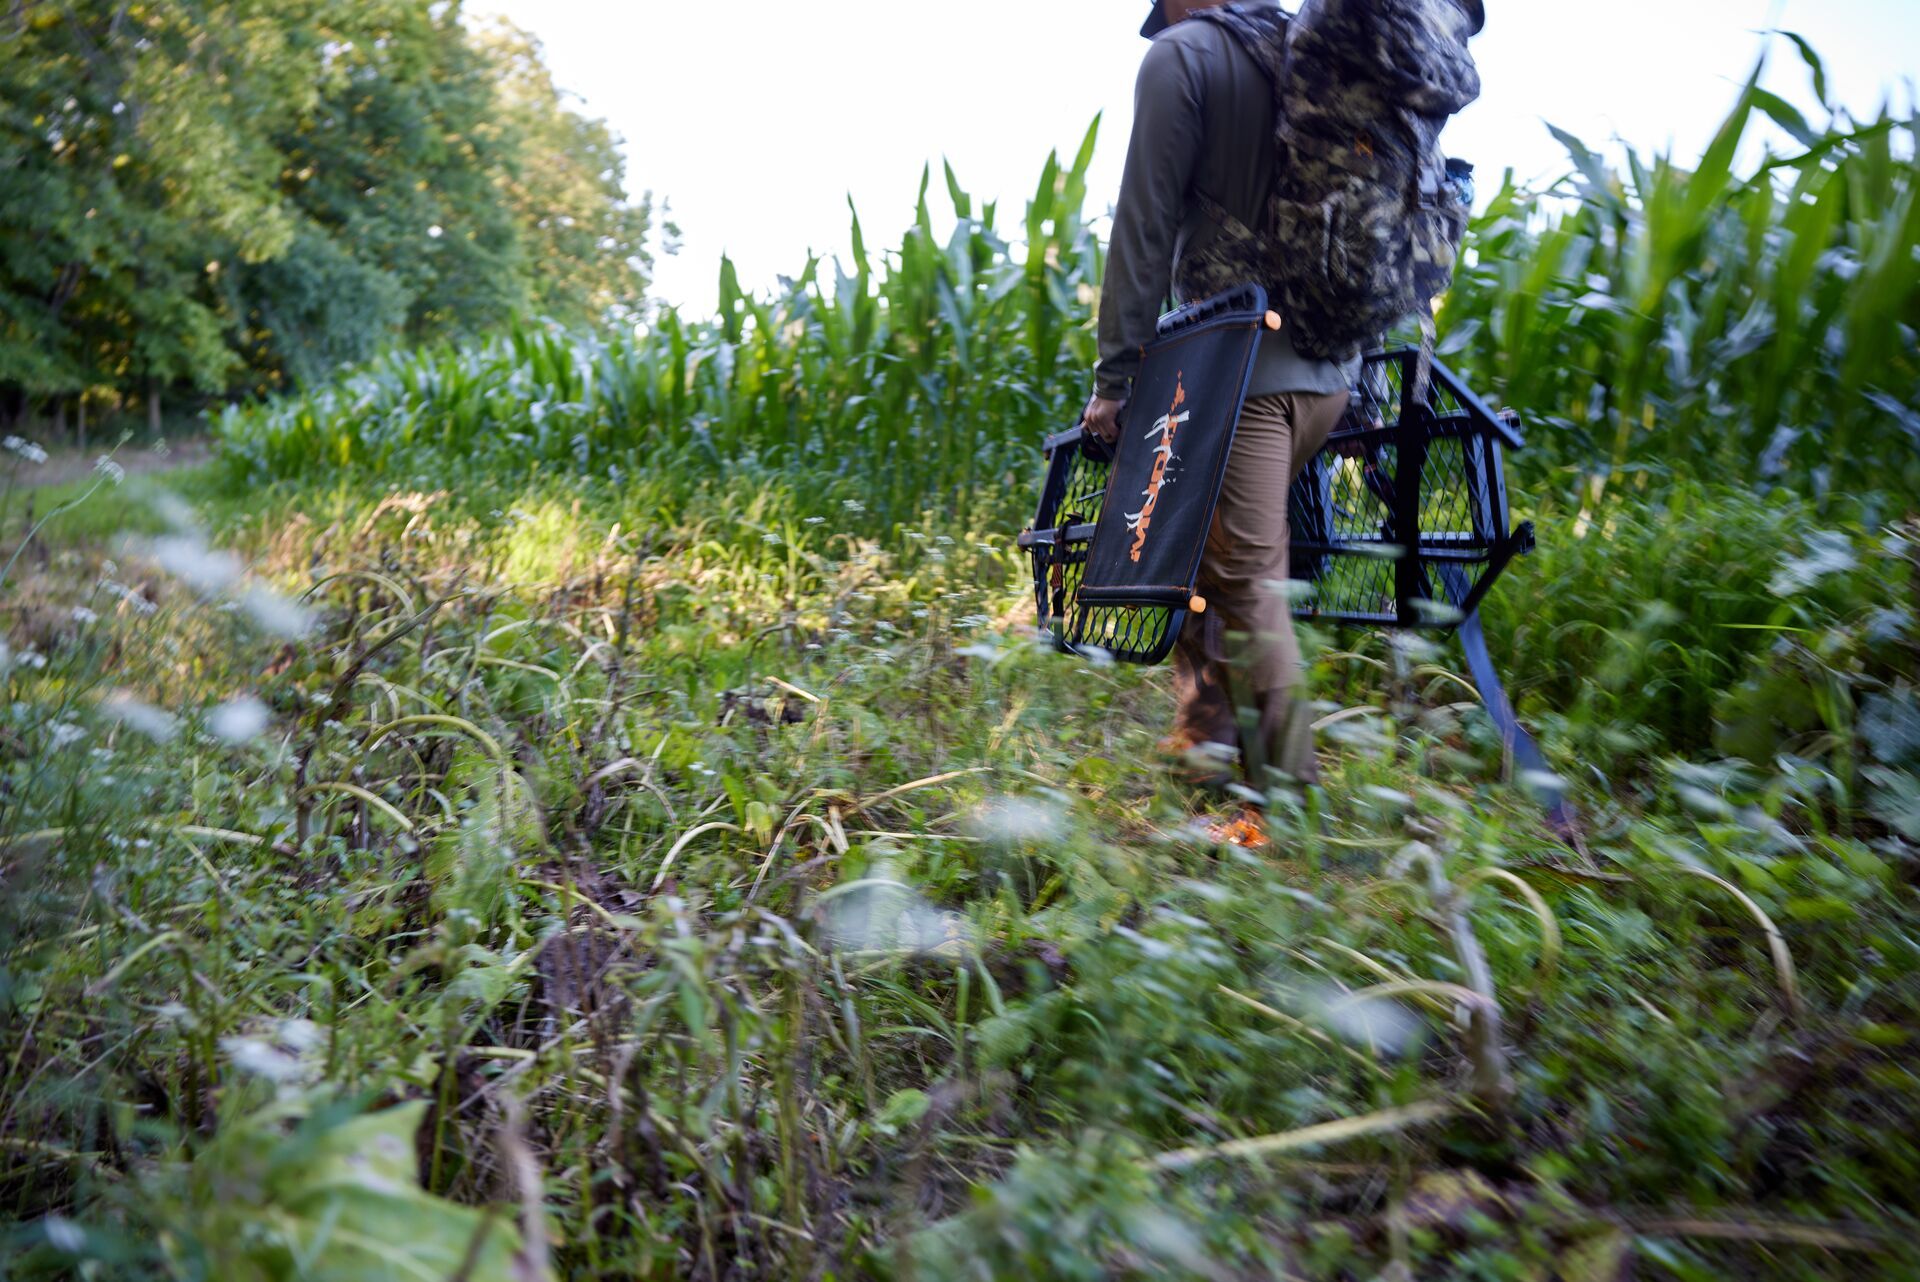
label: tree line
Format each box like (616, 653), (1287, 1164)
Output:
(0, 0), (654, 438)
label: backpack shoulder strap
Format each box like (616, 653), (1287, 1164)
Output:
(1183, 2), (1290, 91)
(1181, 4), (1291, 245)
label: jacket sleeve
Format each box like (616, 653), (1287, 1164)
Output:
(1093, 39), (1206, 402)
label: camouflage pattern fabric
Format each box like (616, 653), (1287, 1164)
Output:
(1178, 0), (1482, 362)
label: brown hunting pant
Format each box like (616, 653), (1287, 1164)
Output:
(1173, 388), (1352, 783)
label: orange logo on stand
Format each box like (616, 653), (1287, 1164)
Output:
(1126, 373), (1188, 563)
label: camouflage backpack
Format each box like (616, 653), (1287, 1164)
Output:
(1178, 0), (1484, 363)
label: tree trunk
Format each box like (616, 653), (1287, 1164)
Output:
(76, 396), (86, 452)
(147, 381), (161, 438)
(54, 398), (66, 439)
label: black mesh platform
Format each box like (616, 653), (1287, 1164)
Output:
(1290, 348), (1533, 627)
(1019, 285), (1276, 663)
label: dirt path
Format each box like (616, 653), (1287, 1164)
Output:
(13, 438), (212, 488)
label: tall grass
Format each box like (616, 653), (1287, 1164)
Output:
(6, 481), (1916, 1280)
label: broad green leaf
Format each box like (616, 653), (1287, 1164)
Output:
(1777, 29), (1830, 108)
(201, 1101), (533, 1282)
(1751, 86), (1819, 149)
(1679, 66), (1757, 235)
(943, 158), (971, 220)
(875, 1088), (933, 1134)
(1545, 121), (1621, 211)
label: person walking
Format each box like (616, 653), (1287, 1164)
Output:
(1083, 0), (1358, 791)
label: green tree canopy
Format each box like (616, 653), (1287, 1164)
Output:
(0, 0), (653, 421)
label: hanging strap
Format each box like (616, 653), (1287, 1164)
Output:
(1411, 310), (1438, 410)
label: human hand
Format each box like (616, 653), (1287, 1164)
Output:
(1081, 393), (1126, 444)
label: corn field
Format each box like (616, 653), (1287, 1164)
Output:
(216, 124), (1107, 532)
(1443, 62), (1920, 501)
(219, 73), (1920, 522)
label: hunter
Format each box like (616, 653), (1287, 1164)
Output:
(1084, 0), (1358, 790)
(1086, 0), (1483, 797)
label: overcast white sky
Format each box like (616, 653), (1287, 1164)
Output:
(480, 0), (1919, 316)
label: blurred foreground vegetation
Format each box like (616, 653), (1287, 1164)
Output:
(3, 41), (1920, 1282)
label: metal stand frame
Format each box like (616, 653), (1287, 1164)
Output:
(1443, 567), (1577, 837)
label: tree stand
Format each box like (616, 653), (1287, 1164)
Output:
(1018, 287), (1568, 832)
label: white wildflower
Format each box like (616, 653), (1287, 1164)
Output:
(1519, 768), (1569, 797)
(1363, 785), (1414, 810)
(1387, 630), (1440, 663)
(1410, 597), (1464, 627)
(1307, 983), (1420, 1055)
(820, 872), (967, 956)
(221, 1036), (303, 1083)
(238, 585), (314, 639)
(49, 722), (85, 749)
(70, 605), (99, 626)
(3, 435), (48, 464)
(147, 534), (241, 594)
(102, 580), (158, 615)
(93, 456), (125, 484)
(103, 692), (177, 742)
(1262, 576), (1316, 603)
(149, 492), (198, 532)
(43, 1217), (86, 1254)
(209, 696), (271, 744)
(278, 1018), (323, 1053)
(1676, 785), (1735, 822)
(969, 796), (1067, 846)
(1077, 644), (1116, 668)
